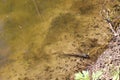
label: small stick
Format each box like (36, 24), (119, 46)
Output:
(105, 19), (119, 36)
(100, 9), (119, 36)
(32, 0), (41, 17)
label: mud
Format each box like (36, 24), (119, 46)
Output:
(0, 0), (119, 80)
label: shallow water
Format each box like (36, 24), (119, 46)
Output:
(0, 0), (119, 79)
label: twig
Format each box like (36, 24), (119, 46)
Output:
(32, 0), (41, 17)
(107, 19), (119, 36)
(100, 9), (119, 36)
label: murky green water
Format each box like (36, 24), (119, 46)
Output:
(0, 0), (119, 79)
(0, 0), (63, 61)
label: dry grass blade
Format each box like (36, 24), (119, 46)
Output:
(100, 9), (119, 36)
(32, 0), (41, 17)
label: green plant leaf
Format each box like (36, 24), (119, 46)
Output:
(82, 70), (90, 80)
(112, 70), (119, 80)
(74, 70), (90, 80)
(92, 71), (103, 80)
(113, 74), (119, 80)
(75, 72), (84, 80)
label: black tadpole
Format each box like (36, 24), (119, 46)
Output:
(62, 53), (90, 59)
